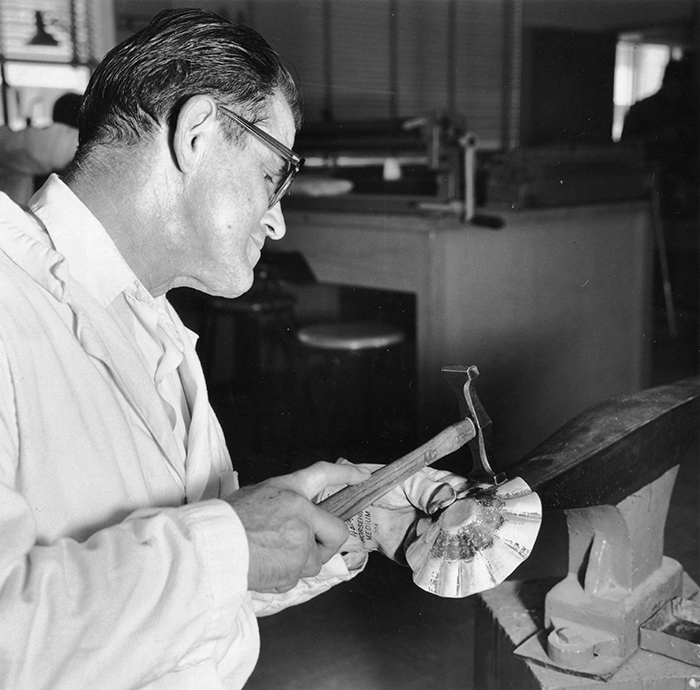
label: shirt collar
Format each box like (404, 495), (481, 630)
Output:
(29, 174), (139, 308)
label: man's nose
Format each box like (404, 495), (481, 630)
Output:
(262, 203), (286, 240)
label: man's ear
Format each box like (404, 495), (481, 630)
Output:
(172, 95), (218, 173)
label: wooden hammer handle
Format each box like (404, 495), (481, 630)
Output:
(318, 418), (477, 521)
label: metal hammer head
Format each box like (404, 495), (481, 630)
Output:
(442, 365), (505, 484)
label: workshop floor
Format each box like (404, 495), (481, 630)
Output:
(196, 302), (699, 690)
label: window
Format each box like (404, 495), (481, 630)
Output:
(612, 33), (684, 141)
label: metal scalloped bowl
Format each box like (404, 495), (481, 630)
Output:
(405, 477), (542, 598)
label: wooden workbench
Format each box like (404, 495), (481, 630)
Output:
(278, 201), (653, 466)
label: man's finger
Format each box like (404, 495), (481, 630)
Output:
(281, 461), (371, 501)
(312, 509), (351, 564)
(411, 468), (472, 513)
(299, 543), (324, 578)
(374, 468), (472, 514)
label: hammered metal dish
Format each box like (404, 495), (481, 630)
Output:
(405, 477), (542, 598)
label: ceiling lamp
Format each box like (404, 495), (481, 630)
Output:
(27, 10), (58, 47)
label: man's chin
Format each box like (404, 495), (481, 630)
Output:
(169, 274), (254, 299)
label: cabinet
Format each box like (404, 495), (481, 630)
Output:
(278, 201), (653, 466)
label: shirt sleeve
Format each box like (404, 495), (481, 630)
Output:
(250, 552), (368, 617)
(0, 340), (249, 690)
(0, 490), (249, 689)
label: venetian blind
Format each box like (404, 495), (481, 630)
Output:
(0, 0), (97, 64)
(253, 0), (510, 148)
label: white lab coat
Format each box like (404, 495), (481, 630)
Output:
(0, 177), (359, 689)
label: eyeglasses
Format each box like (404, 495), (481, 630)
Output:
(218, 105), (304, 209)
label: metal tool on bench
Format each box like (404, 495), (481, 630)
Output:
(318, 364), (543, 598)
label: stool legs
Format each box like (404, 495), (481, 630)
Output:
(294, 343), (411, 460)
(199, 298), (298, 478)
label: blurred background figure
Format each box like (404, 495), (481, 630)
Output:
(621, 54), (699, 218)
(0, 91), (80, 205)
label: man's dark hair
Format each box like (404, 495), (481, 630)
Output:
(52, 93), (82, 128)
(73, 8), (301, 161)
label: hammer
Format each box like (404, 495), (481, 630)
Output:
(318, 365), (498, 521)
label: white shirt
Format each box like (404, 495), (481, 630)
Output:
(36, 181), (192, 485)
(0, 176), (359, 690)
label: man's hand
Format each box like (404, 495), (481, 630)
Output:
(224, 462), (371, 594)
(319, 463), (472, 563)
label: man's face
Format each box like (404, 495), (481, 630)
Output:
(178, 91), (296, 298)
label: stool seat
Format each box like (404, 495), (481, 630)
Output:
(294, 320), (408, 457)
(297, 321), (404, 351)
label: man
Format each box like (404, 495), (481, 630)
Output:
(0, 92), (80, 205)
(0, 8), (466, 690)
(621, 55), (699, 217)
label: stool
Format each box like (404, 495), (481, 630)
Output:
(199, 280), (299, 473)
(295, 321), (409, 456)
(201, 281), (297, 392)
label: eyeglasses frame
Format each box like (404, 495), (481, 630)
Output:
(218, 104), (304, 208)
